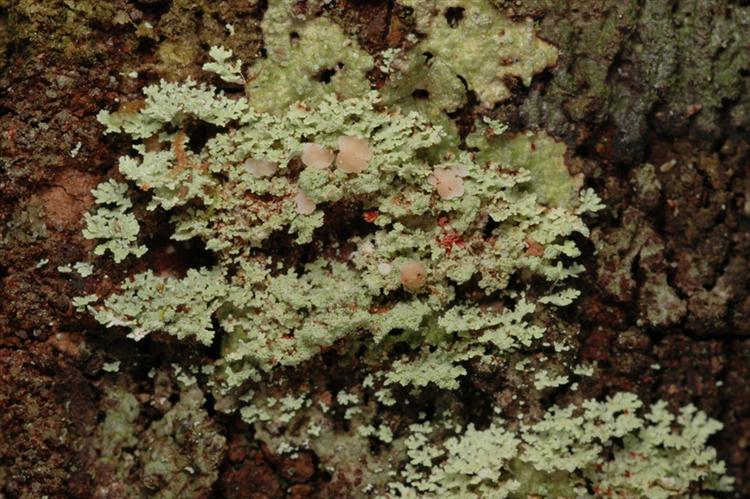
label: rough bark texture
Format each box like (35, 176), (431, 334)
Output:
(1, 0), (748, 497)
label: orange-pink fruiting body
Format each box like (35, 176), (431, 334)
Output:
(335, 136), (371, 173)
(295, 188), (316, 215)
(245, 158), (278, 178)
(301, 143), (335, 169)
(428, 165), (467, 200)
(400, 260), (427, 291)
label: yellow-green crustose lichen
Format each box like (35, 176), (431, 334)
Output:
(75, 1), (732, 496)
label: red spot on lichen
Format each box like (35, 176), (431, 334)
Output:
(524, 239), (544, 257)
(369, 304), (392, 314)
(363, 210), (379, 223)
(437, 232), (465, 253)
(435, 217), (465, 253)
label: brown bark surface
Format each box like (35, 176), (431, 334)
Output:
(1, 0), (748, 496)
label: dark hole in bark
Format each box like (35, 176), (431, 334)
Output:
(315, 67), (338, 84)
(444, 6), (465, 27)
(412, 89), (430, 99)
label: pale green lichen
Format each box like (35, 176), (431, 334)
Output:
(77, 0), (733, 494)
(81, 179), (146, 262)
(380, 47), (466, 151)
(393, 393), (731, 498)
(380, 0), (558, 153)
(244, 0), (373, 114)
(85, 268), (226, 344)
(97, 79), (248, 140)
(532, 369), (569, 390)
(59, 261), (94, 277)
(202, 45), (244, 84)
(1, 201), (47, 249)
(467, 126), (587, 208)
(90, 371), (226, 498)
(74, 261), (94, 277)
(85, 78), (600, 393)
(400, 0), (558, 108)
(101, 361), (121, 373)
